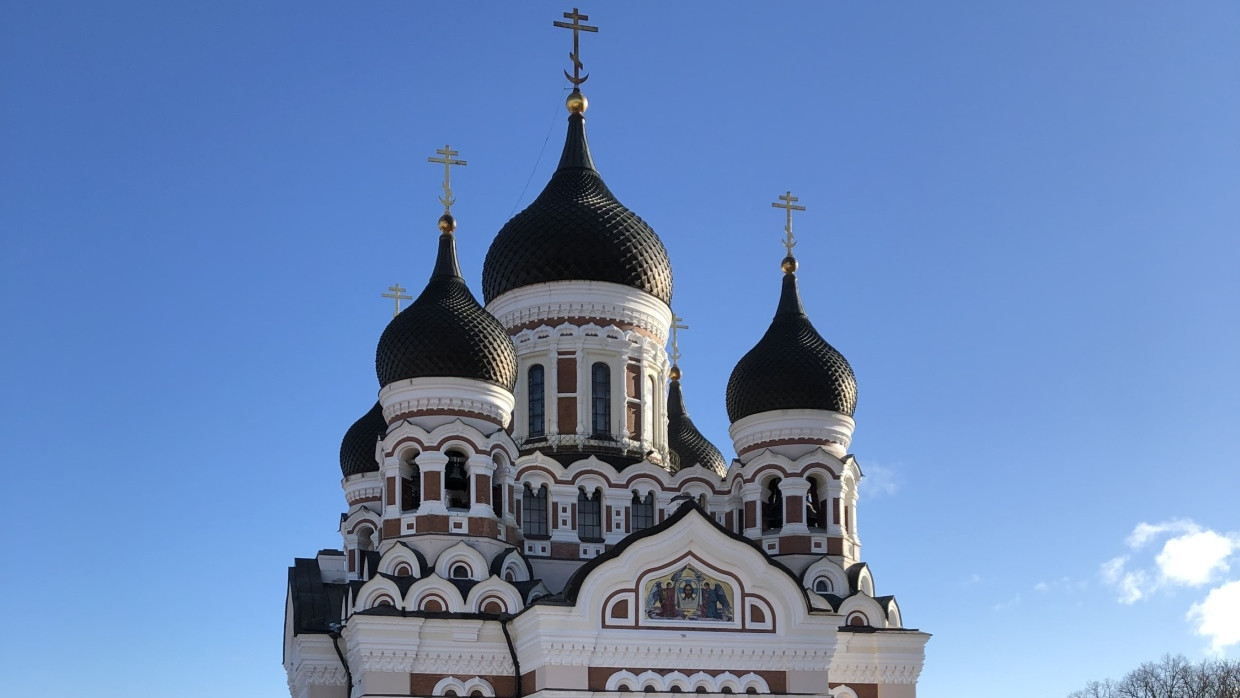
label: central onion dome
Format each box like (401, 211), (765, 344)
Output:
(666, 366), (728, 477)
(339, 402), (385, 477)
(482, 98), (673, 305)
(725, 261), (857, 422)
(376, 227), (518, 390)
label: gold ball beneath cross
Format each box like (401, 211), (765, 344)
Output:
(566, 90), (588, 114)
(781, 255), (798, 274)
(438, 213), (456, 234)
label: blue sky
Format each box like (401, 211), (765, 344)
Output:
(1, 2), (1238, 696)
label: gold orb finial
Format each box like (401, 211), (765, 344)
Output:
(781, 255), (798, 274)
(438, 213), (456, 234)
(567, 89), (588, 114)
(669, 365), (682, 381)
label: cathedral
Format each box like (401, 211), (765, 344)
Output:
(283, 10), (929, 698)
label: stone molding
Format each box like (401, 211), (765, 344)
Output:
(532, 642), (833, 671)
(829, 661), (923, 685)
(381, 377), (515, 428)
(730, 410), (855, 461)
(291, 663), (348, 687)
(488, 280), (673, 341)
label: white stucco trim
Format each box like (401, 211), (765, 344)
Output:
(487, 280), (673, 340)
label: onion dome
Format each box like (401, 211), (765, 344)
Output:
(667, 366), (728, 477)
(375, 226), (518, 390)
(482, 96), (673, 305)
(725, 261), (857, 422)
(339, 402), (385, 477)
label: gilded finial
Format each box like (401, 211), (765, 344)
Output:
(427, 144), (467, 233)
(670, 314), (689, 377)
(771, 190), (805, 273)
(554, 8), (598, 113)
(381, 283), (412, 317)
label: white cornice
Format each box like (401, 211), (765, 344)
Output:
(487, 280), (672, 341)
(380, 376), (516, 427)
(730, 409), (855, 461)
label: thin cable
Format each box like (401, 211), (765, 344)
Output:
(509, 86), (570, 216)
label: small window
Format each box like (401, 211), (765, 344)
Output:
(578, 487), (602, 541)
(806, 476), (821, 528)
(402, 454), (421, 511)
(631, 490), (654, 531)
(522, 484), (549, 538)
(356, 526), (374, 552)
(444, 450), (469, 509)
(528, 364), (545, 437)
(814, 578), (832, 594)
(763, 477), (783, 531)
(591, 362), (611, 436)
(451, 563), (470, 579)
(492, 481), (503, 518)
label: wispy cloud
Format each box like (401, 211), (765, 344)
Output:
(1103, 519), (1240, 654)
(862, 462), (900, 498)
(992, 593), (1021, 612)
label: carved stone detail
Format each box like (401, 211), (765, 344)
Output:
(830, 662), (923, 684)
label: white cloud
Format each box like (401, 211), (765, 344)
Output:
(1187, 579), (1240, 655)
(1155, 529), (1235, 587)
(1033, 582), (1048, 593)
(992, 593), (1021, 612)
(1127, 519), (1200, 549)
(861, 463), (899, 498)
(1102, 556), (1151, 604)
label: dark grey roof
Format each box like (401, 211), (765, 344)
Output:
(482, 111), (673, 306)
(725, 270), (857, 421)
(288, 558), (347, 636)
(489, 548), (535, 580)
(666, 373), (728, 477)
(339, 402), (385, 477)
(376, 232), (518, 390)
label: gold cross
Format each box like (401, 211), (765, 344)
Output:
(553, 7), (598, 86)
(670, 314), (689, 366)
(771, 191), (806, 256)
(427, 144), (467, 213)
(381, 283), (411, 317)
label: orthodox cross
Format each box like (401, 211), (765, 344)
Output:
(553, 7), (598, 86)
(670, 314), (689, 366)
(771, 191), (805, 256)
(427, 144), (467, 214)
(381, 283), (411, 317)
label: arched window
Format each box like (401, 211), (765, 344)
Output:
(492, 481), (504, 518)
(806, 476), (821, 528)
(402, 453), (421, 511)
(814, 577), (833, 594)
(591, 362), (611, 436)
(631, 490), (654, 531)
(528, 364), (545, 437)
(578, 487), (602, 541)
(522, 484), (549, 538)
(763, 477), (783, 531)
(451, 563), (470, 579)
(356, 526), (374, 552)
(444, 450), (469, 509)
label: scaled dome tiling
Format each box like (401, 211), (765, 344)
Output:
(482, 112), (673, 306)
(339, 402), (386, 477)
(375, 232), (518, 391)
(725, 271), (857, 422)
(667, 374), (728, 477)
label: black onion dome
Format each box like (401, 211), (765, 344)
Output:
(725, 271), (857, 421)
(482, 111), (673, 305)
(340, 402), (386, 477)
(375, 232), (518, 390)
(667, 372), (729, 477)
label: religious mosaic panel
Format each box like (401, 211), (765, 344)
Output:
(642, 564), (734, 622)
